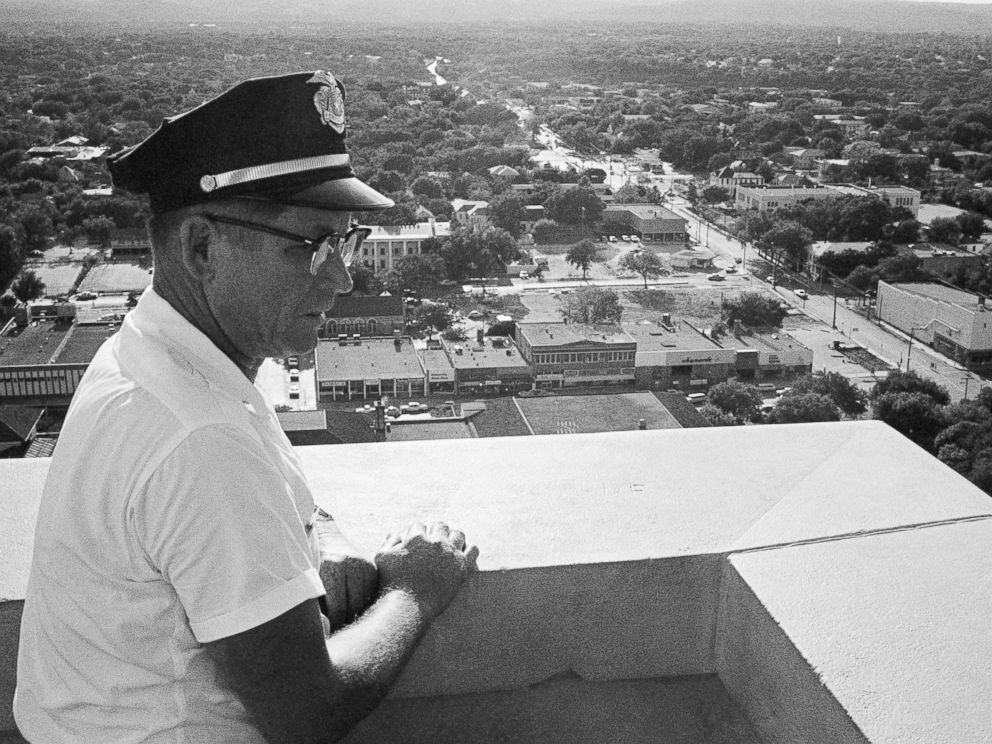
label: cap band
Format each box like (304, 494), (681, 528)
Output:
(200, 153), (352, 193)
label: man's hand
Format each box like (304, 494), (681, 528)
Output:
(375, 521), (478, 621)
(314, 512), (378, 631)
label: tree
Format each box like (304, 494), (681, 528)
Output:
(0, 225), (22, 293)
(721, 291), (787, 328)
(413, 301), (454, 344)
(701, 185), (730, 204)
(565, 239), (598, 280)
(438, 225), (519, 281)
(956, 212), (986, 242)
(619, 250), (666, 288)
(559, 286), (622, 324)
(767, 393), (840, 424)
(531, 219), (559, 245)
(347, 264), (383, 296)
(410, 176), (445, 199)
(542, 186), (604, 226)
(789, 371), (867, 417)
(488, 193), (525, 238)
(82, 215), (114, 249)
(873, 391), (947, 453)
(11, 270), (46, 304)
(707, 380), (763, 423)
(17, 207), (54, 254)
(381, 253), (446, 297)
(697, 404), (737, 426)
(875, 254), (928, 283)
(870, 369), (950, 406)
(757, 221), (812, 271)
(845, 264), (879, 293)
(927, 216), (962, 246)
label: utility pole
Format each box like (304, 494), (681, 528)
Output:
(831, 279), (838, 329)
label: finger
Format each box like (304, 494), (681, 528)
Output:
(428, 521), (450, 541)
(449, 529), (466, 550)
(404, 522), (427, 541)
(465, 544), (480, 571)
(382, 532), (402, 548)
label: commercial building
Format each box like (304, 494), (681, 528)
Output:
(318, 294), (405, 339)
(356, 220), (451, 272)
(314, 335), (426, 401)
(440, 334), (533, 395)
(602, 204), (688, 243)
(876, 281), (992, 372)
(625, 317), (735, 391)
(515, 322), (637, 390)
(829, 184), (921, 217)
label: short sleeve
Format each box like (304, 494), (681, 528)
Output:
(134, 424), (325, 643)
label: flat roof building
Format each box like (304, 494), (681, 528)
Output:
(314, 335), (426, 401)
(440, 335), (532, 395)
(603, 204), (688, 243)
(516, 322), (637, 390)
(876, 280), (992, 372)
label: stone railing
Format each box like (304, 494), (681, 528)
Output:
(3, 421), (991, 743)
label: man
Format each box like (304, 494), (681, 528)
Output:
(15, 71), (477, 743)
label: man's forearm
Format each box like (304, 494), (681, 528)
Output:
(321, 588), (433, 730)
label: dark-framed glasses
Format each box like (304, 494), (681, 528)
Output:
(206, 214), (372, 275)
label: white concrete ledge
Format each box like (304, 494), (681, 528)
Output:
(2, 421), (991, 741)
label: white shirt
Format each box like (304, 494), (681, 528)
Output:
(15, 288), (326, 744)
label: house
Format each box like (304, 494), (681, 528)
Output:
(710, 166), (763, 198)
(451, 199), (490, 229)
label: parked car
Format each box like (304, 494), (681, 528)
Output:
(519, 271), (529, 280)
(630, 235), (641, 243)
(725, 265), (737, 274)
(707, 273), (725, 282)
(404, 401), (428, 413)
(621, 235), (631, 242)
(385, 405), (401, 417)
(795, 289), (808, 300)
(608, 235), (618, 243)
(467, 310), (484, 320)
(76, 292), (97, 301)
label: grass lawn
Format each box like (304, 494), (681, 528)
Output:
(515, 392), (682, 434)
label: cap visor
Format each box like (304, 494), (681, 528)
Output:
(287, 177), (394, 211)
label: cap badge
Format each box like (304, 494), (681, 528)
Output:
(307, 71), (345, 134)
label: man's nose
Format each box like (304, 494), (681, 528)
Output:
(316, 254), (353, 296)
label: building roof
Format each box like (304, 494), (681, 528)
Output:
(54, 323), (116, 364)
(0, 320), (71, 366)
(0, 406), (43, 443)
(623, 319), (723, 353)
(605, 204), (683, 221)
(441, 336), (530, 371)
(517, 323), (635, 349)
(314, 337), (425, 381)
(810, 241), (874, 258)
(387, 420), (475, 441)
(721, 329), (813, 355)
(884, 281), (985, 309)
(325, 294), (403, 319)
(367, 222), (450, 242)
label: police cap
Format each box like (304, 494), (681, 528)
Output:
(107, 71), (394, 214)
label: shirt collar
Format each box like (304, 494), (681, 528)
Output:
(125, 287), (272, 415)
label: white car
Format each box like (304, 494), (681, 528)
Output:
(621, 235), (631, 242)
(630, 235), (640, 243)
(795, 289), (808, 300)
(404, 401), (428, 413)
(467, 310), (484, 320)
(519, 271), (529, 280)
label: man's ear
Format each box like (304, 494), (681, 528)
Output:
(178, 215), (217, 281)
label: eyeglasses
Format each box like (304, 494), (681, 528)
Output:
(206, 214), (372, 275)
